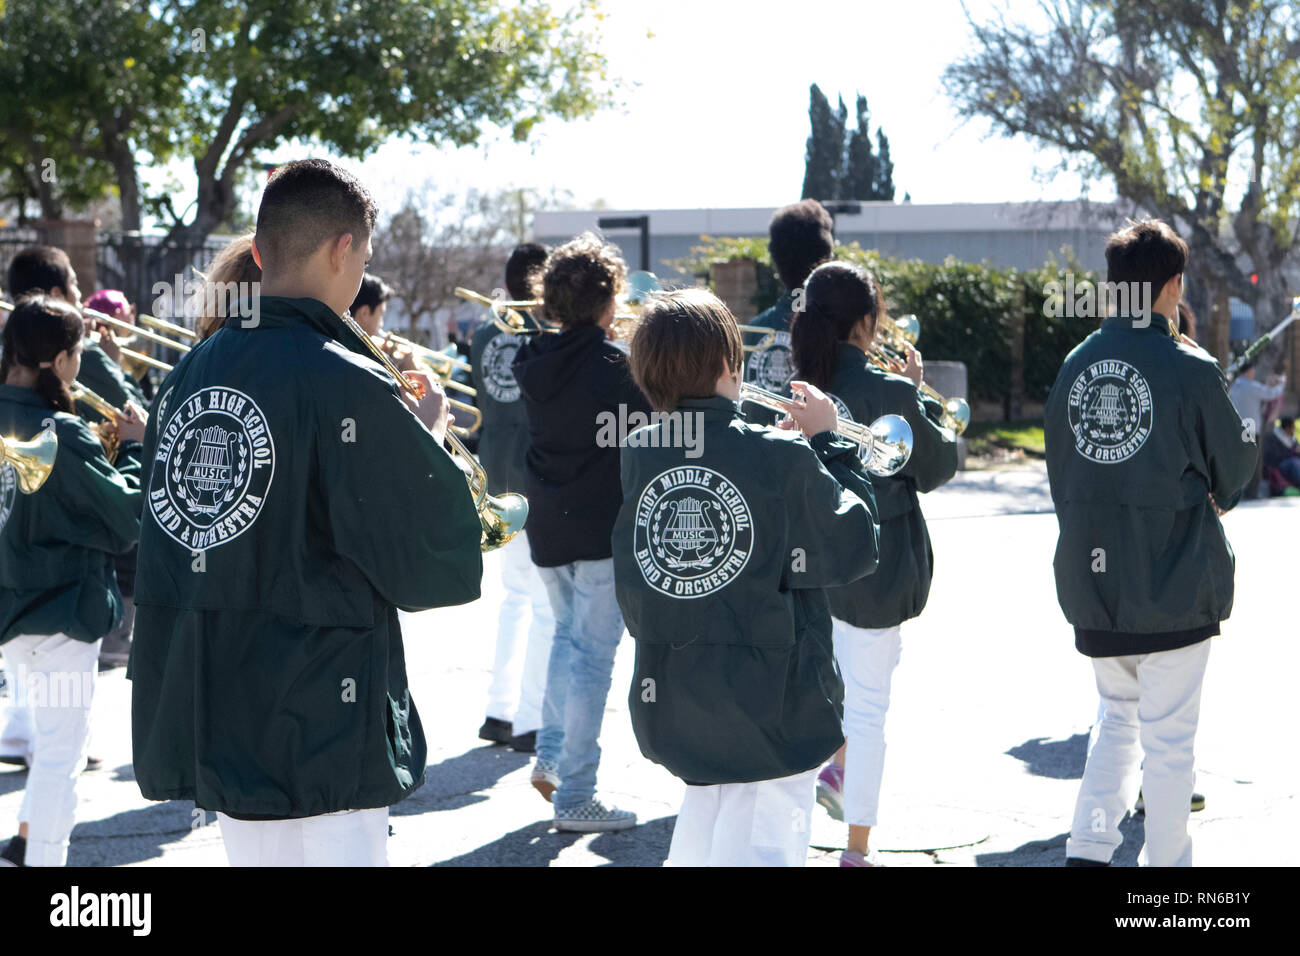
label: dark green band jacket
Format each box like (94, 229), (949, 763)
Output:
(824, 343), (959, 629)
(612, 396), (881, 785)
(130, 296), (483, 818)
(468, 311), (543, 497)
(0, 385), (142, 644)
(77, 342), (147, 420)
(1044, 315), (1256, 653)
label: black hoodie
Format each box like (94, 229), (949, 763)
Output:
(513, 323), (651, 567)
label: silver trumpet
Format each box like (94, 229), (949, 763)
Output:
(739, 383), (913, 477)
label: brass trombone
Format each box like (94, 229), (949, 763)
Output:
(340, 312), (526, 552)
(871, 313), (971, 436)
(454, 287), (557, 336)
(0, 300), (179, 374)
(370, 332), (480, 435)
(740, 383), (913, 477)
(0, 429), (58, 493)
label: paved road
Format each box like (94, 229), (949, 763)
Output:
(3, 462), (1295, 866)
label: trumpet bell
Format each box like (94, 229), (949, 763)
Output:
(944, 397), (971, 436)
(480, 492), (529, 552)
(862, 414), (913, 477)
(1, 429), (59, 494)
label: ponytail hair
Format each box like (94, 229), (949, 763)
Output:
(790, 261), (880, 391)
(0, 294), (83, 413)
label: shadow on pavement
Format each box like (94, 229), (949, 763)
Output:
(392, 744), (532, 816)
(0, 765), (27, 797)
(1005, 733), (1089, 779)
(975, 814), (1144, 866)
(432, 813), (675, 867)
(67, 799), (208, 866)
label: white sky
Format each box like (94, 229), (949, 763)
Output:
(248, 0), (1108, 225)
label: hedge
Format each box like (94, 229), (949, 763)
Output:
(666, 237), (1102, 419)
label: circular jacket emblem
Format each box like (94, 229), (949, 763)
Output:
(747, 330), (793, 392)
(149, 386), (275, 550)
(633, 466), (754, 599)
(1067, 360), (1154, 463)
(0, 462), (16, 532)
(481, 332), (522, 403)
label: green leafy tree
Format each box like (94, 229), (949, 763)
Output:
(943, 0), (1300, 369)
(874, 129), (895, 201)
(803, 86), (896, 201)
(0, 0), (618, 295)
(801, 84), (846, 201)
(843, 95), (877, 200)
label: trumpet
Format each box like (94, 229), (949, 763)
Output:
(871, 313), (970, 436)
(340, 312), (527, 552)
(378, 331), (478, 397)
(70, 383), (137, 463)
(454, 287), (559, 336)
(739, 383), (913, 477)
(0, 429), (58, 494)
(0, 300), (179, 375)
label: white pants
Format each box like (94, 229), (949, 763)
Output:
(216, 807), (390, 866)
(0, 633), (100, 867)
(667, 768), (818, 867)
(1068, 639), (1212, 867)
(832, 620), (903, 828)
(485, 533), (554, 733)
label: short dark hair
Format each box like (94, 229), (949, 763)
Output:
(1281, 416), (1295, 430)
(1104, 219), (1188, 300)
(629, 289), (743, 411)
(540, 232), (626, 329)
(506, 242), (549, 301)
(7, 245), (74, 298)
(254, 159), (377, 275)
(768, 200), (835, 289)
(350, 273), (393, 314)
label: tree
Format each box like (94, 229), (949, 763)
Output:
(802, 85), (896, 201)
(0, 0), (618, 298)
(370, 185), (570, 343)
(801, 85), (846, 201)
(943, 0), (1300, 370)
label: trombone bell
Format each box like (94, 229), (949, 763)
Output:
(1, 429), (58, 494)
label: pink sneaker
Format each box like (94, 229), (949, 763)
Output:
(840, 848), (885, 867)
(816, 762), (844, 821)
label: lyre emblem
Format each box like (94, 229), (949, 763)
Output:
(181, 425), (236, 515)
(661, 496), (718, 568)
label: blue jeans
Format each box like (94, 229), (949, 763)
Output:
(535, 558), (625, 810)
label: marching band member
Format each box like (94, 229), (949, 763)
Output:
(512, 232), (650, 831)
(744, 200), (836, 407)
(612, 289), (881, 866)
(790, 260), (958, 867)
(195, 232), (261, 340)
(349, 273), (394, 337)
(84, 289), (154, 401)
(1045, 220), (1255, 866)
(130, 159), (483, 866)
(471, 242), (555, 753)
(0, 295), (143, 866)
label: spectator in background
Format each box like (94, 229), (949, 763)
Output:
(1263, 416), (1300, 495)
(1229, 360), (1286, 499)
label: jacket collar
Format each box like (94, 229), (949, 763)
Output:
(1100, 312), (1175, 335)
(249, 296), (350, 338)
(835, 341), (870, 370)
(0, 384), (52, 409)
(677, 395), (741, 420)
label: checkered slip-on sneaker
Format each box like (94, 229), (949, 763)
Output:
(553, 798), (637, 833)
(530, 759), (560, 803)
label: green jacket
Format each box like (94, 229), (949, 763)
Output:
(612, 396), (881, 784)
(76, 342), (147, 421)
(742, 291), (798, 423)
(1044, 315), (1256, 652)
(824, 343), (958, 628)
(0, 385), (142, 644)
(130, 296), (483, 818)
(468, 311), (542, 497)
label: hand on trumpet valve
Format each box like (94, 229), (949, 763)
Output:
(401, 369), (452, 443)
(775, 381), (838, 438)
(117, 401), (148, 444)
(887, 344), (924, 387)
